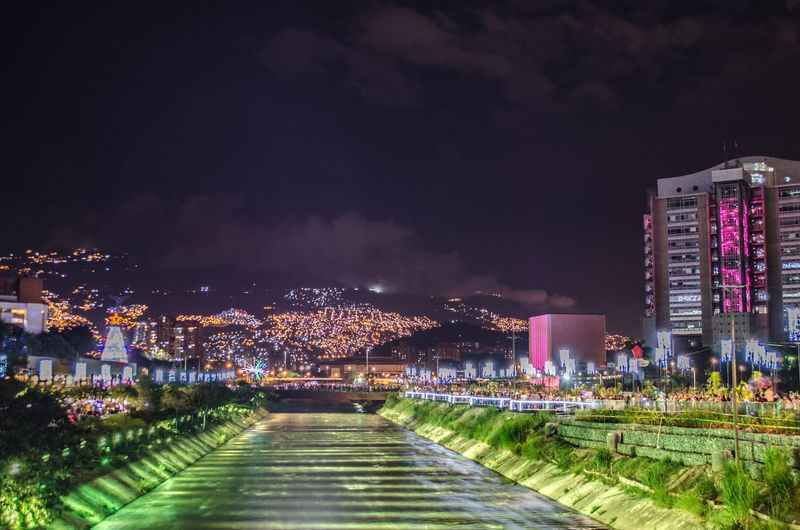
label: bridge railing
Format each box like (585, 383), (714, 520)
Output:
(403, 391), (601, 414)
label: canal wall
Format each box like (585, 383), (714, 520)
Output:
(559, 419), (800, 469)
(380, 399), (706, 530)
(48, 409), (268, 530)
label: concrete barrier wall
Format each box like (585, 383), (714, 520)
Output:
(558, 420), (800, 468)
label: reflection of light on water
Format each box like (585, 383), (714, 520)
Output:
(94, 413), (605, 530)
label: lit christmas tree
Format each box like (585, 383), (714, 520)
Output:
(101, 314), (129, 363)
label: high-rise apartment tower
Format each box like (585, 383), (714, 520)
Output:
(644, 156), (800, 351)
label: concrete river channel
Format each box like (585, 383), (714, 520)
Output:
(93, 412), (606, 529)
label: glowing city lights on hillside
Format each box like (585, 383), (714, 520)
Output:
(443, 299), (526, 332)
(263, 307), (438, 359)
(285, 287), (345, 308)
(176, 308), (262, 328)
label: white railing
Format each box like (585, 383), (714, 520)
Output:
(403, 391), (601, 413)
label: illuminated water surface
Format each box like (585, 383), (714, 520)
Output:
(94, 413), (605, 529)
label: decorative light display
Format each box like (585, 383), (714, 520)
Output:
(742, 202), (752, 313)
(101, 327), (128, 363)
(243, 359), (268, 380)
(719, 194), (744, 312)
(744, 339), (778, 369)
(616, 353), (629, 373)
(75, 362), (87, 381)
(654, 331), (672, 367)
(558, 348), (570, 366)
(544, 360), (556, 376)
(676, 355), (691, 371)
(720, 339), (733, 362)
(605, 334), (632, 352)
(788, 306), (800, 341)
(105, 304), (148, 329)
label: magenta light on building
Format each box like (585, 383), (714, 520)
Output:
(719, 196), (744, 312)
(528, 314), (606, 372)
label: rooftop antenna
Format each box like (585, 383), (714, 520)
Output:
(723, 140), (729, 168)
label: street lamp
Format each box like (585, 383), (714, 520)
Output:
(720, 284), (744, 464)
(366, 347), (371, 386)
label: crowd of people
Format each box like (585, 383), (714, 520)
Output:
(402, 380), (800, 414)
(63, 396), (129, 423)
(271, 381), (401, 392)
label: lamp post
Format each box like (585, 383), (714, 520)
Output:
(509, 328), (517, 378)
(721, 284), (744, 464)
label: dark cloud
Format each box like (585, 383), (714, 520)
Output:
(53, 193), (574, 311)
(264, 28), (418, 106)
(261, 2), (800, 116)
(356, 7), (512, 77)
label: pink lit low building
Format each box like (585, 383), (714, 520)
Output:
(528, 314), (606, 373)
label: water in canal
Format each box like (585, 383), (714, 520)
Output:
(94, 413), (605, 529)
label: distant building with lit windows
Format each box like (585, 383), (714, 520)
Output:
(643, 156), (800, 351)
(0, 277), (48, 334)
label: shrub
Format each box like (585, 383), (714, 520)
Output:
(520, 436), (546, 461)
(693, 473), (718, 501)
(719, 462), (759, 528)
(675, 489), (706, 517)
(383, 392), (399, 408)
(760, 447), (797, 520)
(591, 447), (613, 472)
(487, 413), (547, 450)
(552, 444), (576, 470)
(642, 458), (677, 490)
(641, 458), (679, 508)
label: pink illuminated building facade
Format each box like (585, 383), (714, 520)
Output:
(644, 156), (800, 350)
(528, 314), (605, 373)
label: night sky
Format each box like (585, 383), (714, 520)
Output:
(3, 1), (800, 335)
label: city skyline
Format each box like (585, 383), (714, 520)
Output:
(4, 5), (800, 530)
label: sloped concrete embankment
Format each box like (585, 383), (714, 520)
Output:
(49, 409), (268, 530)
(380, 405), (706, 530)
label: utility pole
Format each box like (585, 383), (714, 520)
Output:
(721, 284), (744, 464)
(511, 328), (517, 378)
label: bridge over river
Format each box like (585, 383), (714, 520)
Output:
(93, 412), (605, 529)
(272, 389), (390, 410)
